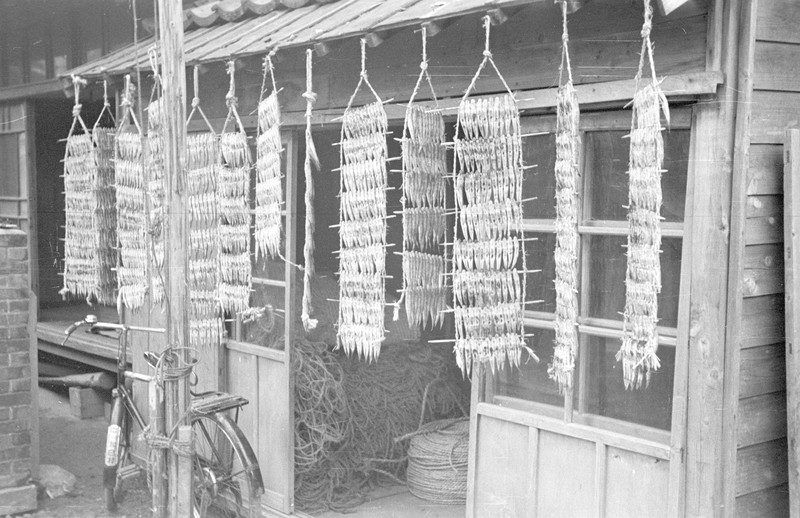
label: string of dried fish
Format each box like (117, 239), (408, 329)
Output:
(548, 0), (581, 393)
(396, 28), (448, 331)
(115, 76), (149, 310)
(218, 61), (252, 314)
(185, 65), (223, 348)
(618, 0), (670, 390)
(337, 40), (388, 361)
(146, 95), (166, 306)
(61, 76), (116, 305)
(452, 18), (531, 376)
(255, 55), (283, 260)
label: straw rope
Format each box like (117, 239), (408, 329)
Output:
(301, 49), (320, 333)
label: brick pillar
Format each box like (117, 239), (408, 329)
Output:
(0, 225), (36, 513)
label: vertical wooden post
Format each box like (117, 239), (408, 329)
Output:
(784, 128), (800, 518)
(155, 0), (191, 515)
(176, 426), (194, 517)
(149, 379), (167, 517)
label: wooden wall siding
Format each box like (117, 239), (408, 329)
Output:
(739, 345), (786, 399)
(736, 438), (789, 497)
(226, 348), (292, 513)
(732, 0), (800, 514)
(735, 485), (790, 518)
(183, 2), (708, 125)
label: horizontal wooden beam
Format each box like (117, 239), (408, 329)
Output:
(187, 70), (724, 132)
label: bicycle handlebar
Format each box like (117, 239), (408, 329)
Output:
(61, 314), (165, 346)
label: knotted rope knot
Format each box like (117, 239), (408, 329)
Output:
(191, 96), (200, 108)
(640, 20), (652, 39)
(302, 91), (318, 103)
(482, 49), (492, 59)
(225, 93), (238, 108)
(120, 97), (133, 109)
(420, 61), (428, 71)
(360, 70), (368, 80)
(71, 104), (83, 118)
(562, 32), (569, 44)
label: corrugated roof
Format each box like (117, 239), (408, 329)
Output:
(67, 0), (539, 78)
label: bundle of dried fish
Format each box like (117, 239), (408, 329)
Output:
(184, 67), (223, 348)
(218, 61), (252, 314)
(548, 0), (581, 393)
(61, 76), (116, 305)
(451, 18), (530, 376)
(255, 55), (283, 260)
(115, 87), (149, 311)
(618, 0), (670, 390)
(337, 40), (388, 361)
(89, 95), (118, 304)
(396, 30), (448, 331)
(146, 97), (166, 305)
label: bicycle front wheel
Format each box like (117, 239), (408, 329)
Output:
(192, 413), (264, 518)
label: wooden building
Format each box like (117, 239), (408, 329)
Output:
(2, 0), (799, 516)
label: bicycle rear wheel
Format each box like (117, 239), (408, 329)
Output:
(192, 413), (263, 518)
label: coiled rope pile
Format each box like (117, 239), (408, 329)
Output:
(403, 418), (469, 504)
(289, 328), (469, 513)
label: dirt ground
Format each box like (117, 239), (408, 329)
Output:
(25, 386), (151, 518)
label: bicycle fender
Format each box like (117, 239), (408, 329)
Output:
(212, 414), (265, 493)
(103, 397), (124, 488)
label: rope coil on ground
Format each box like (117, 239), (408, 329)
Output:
(405, 418), (469, 505)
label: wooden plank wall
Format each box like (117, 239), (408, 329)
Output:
(733, 0), (800, 514)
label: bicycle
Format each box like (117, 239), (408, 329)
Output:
(62, 314), (264, 518)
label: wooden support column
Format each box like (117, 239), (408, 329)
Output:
(682, 0), (741, 515)
(784, 128), (800, 517)
(156, 0), (191, 515)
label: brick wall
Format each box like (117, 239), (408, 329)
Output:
(0, 226), (33, 490)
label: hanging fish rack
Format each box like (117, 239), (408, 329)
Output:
(186, 64), (223, 349)
(336, 38), (391, 362)
(115, 75), (150, 311)
(145, 48), (167, 307)
(218, 60), (253, 315)
(60, 75), (117, 306)
(254, 53), (284, 262)
(395, 25), (449, 332)
(549, 0), (581, 395)
(449, 16), (533, 377)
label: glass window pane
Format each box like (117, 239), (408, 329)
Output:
(241, 284), (285, 350)
(0, 135), (20, 197)
(521, 133), (557, 220)
(525, 232), (556, 314)
(497, 328), (563, 407)
(580, 335), (674, 430)
(586, 130), (690, 223)
(587, 236), (682, 328)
